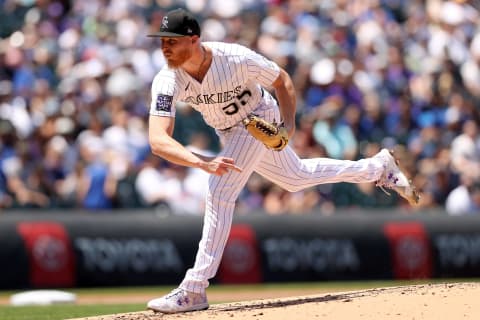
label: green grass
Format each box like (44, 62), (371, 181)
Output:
(0, 280), (478, 320)
(0, 304), (144, 320)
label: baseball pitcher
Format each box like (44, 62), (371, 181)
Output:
(146, 8), (419, 313)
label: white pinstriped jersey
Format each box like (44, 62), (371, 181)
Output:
(150, 42), (280, 130)
(146, 40), (393, 298)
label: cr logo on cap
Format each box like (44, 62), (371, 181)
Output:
(162, 16), (168, 28)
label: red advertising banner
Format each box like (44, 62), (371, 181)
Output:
(383, 222), (432, 279)
(217, 224), (262, 284)
(17, 222), (76, 287)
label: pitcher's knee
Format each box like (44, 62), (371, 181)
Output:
(207, 189), (238, 207)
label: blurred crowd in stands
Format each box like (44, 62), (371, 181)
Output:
(0, 0), (479, 215)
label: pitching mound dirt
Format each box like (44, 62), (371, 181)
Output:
(68, 282), (480, 320)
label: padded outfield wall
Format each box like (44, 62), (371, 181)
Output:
(0, 210), (479, 289)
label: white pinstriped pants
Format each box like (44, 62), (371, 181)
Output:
(179, 97), (386, 294)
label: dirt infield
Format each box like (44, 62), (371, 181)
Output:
(68, 282), (480, 320)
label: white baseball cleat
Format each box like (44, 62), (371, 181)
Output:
(374, 149), (420, 205)
(147, 288), (209, 313)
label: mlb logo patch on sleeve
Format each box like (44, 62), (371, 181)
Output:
(156, 94), (173, 112)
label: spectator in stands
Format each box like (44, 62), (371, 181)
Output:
(446, 174), (480, 215)
(135, 154), (208, 215)
(450, 119), (480, 179)
(76, 131), (115, 210)
(135, 154), (171, 211)
(0, 118), (49, 208)
(312, 96), (358, 160)
(0, 0), (479, 214)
